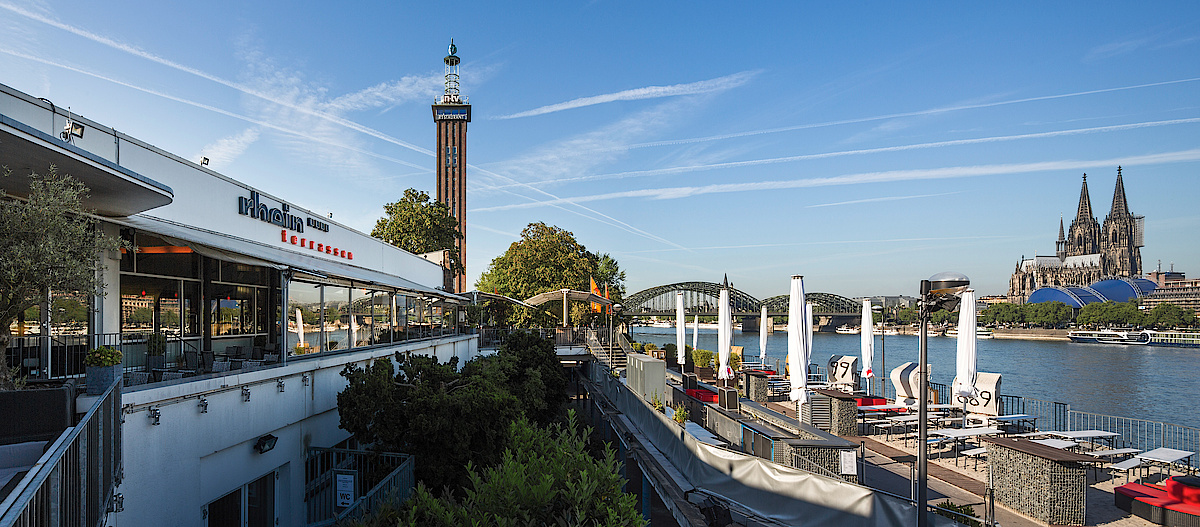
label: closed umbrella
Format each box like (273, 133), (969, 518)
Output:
(759, 305), (768, 365)
(295, 308), (305, 351)
(860, 299), (875, 381)
(675, 292), (686, 366)
(787, 275), (809, 404)
(954, 289), (978, 399)
(717, 277), (734, 382)
(691, 314), (698, 355)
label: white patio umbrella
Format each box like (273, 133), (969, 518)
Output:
(350, 309), (358, 347)
(787, 275), (809, 404)
(759, 305), (768, 365)
(860, 299), (875, 381)
(954, 289), (979, 399)
(717, 278), (734, 382)
(691, 314), (698, 354)
(675, 292), (686, 366)
(295, 308), (305, 351)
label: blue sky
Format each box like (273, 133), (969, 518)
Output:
(2, 1), (1198, 300)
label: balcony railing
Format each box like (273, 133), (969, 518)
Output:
(0, 378), (123, 527)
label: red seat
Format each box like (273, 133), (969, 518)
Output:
(686, 388), (717, 403)
(1167, 477), (1200, 505)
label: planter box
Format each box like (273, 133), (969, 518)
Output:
(0, 379), (76, 445)
(86, 365), (122, 395)
(146, 355), (165, 371)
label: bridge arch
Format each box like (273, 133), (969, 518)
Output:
(624, 281), (759, 314)
(760, 292), (859, 315)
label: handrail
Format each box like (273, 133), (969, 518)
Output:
(0, 377), (123, 527)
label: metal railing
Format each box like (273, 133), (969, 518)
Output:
(304, 447), (412, 526)
(1067, 411), (1200, 470)
(0, 378), (123, 527)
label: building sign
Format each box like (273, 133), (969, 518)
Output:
(434, 106), (471, 121)
(236, 190), (352, 260)
(334, 470), (356, 508)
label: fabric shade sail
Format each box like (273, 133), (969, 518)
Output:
(759, 305), (768, 364)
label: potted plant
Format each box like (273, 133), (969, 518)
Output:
(145, 332), (167, 371)
(85, 346), (123, 395)
(671, 403), (689, 425)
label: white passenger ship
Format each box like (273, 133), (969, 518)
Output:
(1068, 329), (1200, 348)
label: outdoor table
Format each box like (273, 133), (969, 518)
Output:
(1030, 438), (1079, 450)
(858, 404), (909, 412)
(932, 427), (1003, 459)
(989, 414), (1038, 434)
(1089, 448), (1141, 460)
(1137, 447), (1197, 478)
(1047, 429), (1120, 451)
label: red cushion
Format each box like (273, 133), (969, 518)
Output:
(1136, 495), (1181, 508)
(1167, 477), (1200, 505)
(1164, 500), (1200, 515)
(1116, 482), (1169, 500)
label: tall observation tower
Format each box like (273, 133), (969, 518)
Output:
(432, 39), (470, 293)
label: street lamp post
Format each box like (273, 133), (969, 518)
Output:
(916, 272), (970, 527)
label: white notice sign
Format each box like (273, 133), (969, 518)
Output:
(840, 450), (858, 475)
(335, 472), (355, 508)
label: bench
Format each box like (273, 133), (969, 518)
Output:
(1115, 479), (1200, 526)
(1110, 457), (1144, 484)
(960, 447), (987, 470)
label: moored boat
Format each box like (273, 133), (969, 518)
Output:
(835, 325), (860, 334)
(944, 326), (992, 339)
(1069, 329), (1200, 347)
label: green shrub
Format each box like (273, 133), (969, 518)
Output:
(933, 501), (980, 527)
(672, 403), (689, 424)
(663, 343), (677, 355)
(691, 348), (713, 368)
(85, 346), (122, 367)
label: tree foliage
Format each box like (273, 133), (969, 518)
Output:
(371, 188), (463, 275)
(1143, 303), (1195, 328)
(1075, 301), (1144, 327)
(978, 301), (1074, 328)
(475, 222), (624, 326)
(0, 166), (125, 352)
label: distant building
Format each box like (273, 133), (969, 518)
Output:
(1007, 168), (1144, 303)
(1140, 268), (1200, 317)
(433, 40), (470, 293)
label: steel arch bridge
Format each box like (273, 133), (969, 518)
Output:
(624, 282), (857, 316)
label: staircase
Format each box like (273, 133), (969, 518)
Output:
(586, 330), (627, 369)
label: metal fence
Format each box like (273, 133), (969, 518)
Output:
(1067, 411), (1200, 470)
(304, 447), (412, 526)
(0, 378), (123, 527)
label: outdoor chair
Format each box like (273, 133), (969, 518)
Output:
(242, 360), (263, 369)
(251, 347), (265, 360)
(161, 371), (185, 381)
(225, 345), (244, 359)
(126, 372), (150, 386)
(211, 360), (230, 373)
(263, 353), (280, 364)
(184, 351), (200, 370)
(201, 351), (214, 372)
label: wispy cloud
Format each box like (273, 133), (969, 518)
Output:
(1084, 38), (1154, 62)
(620, 234), (1018, 254)
(805, 192), (960, 208)
(493, 70), (758, 119)
(478, 117), (1200, 190)
(471, 148), (1200, 212)
(195, 128), (260, 168)
(601, 77), (1200, 152)
(467, 223), (518, 239)
(324, 75), (443, 113)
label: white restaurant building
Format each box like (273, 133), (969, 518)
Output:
(0, 81), (478, 526)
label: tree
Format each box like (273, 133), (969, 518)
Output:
(981, 303), (1024, 326)
(371, 189), (463, 276)
(0, 167), (125, 352)
(394, 412), (644, 527)
(475, 222), (624, 326)
(1076, 301), (1143, 328)
(1144, 303), (1195, 329)
(1024, 301), (1073, 328)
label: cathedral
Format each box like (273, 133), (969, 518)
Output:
(1007, 167), (1144, 303)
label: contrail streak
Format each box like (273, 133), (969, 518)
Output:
(478, 117), (1200, 190)
(494, 71), (757, 119)
(472, 148), (1200, 211)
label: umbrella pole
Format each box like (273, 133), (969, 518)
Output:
(917, 280), (931, 527)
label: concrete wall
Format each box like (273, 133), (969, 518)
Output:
(116, 335), (477, 527)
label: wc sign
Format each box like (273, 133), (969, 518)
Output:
(335, 470), (357, 508)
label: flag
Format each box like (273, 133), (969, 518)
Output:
(604, 284), (611, 315)
(590, 277), (602, 313)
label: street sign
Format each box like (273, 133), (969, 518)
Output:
(334, 470), (357, 508)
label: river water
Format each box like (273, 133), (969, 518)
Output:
(629, 326), (1200, 430)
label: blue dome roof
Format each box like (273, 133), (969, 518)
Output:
(1027, 286), (1106, 308)
(1088, 278), (1157, 302)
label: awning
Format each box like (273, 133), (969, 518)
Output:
(113, 215), (465, 302)
(524, 289), (613, 306)
(464, 290), (536, 309)
(0, 112), (173, 216)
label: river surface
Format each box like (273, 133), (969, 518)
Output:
(630, 326), (1200, 430)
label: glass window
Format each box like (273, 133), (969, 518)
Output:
(206, 488), (240, 527)
(50, 292), (89, 337)
(323, 286), (349, 351)
(134, 233), (198, 278)
(255, 287), (268, 335)
(349, 288), (372, 348)
(183, 281), (201, 337)
(120, 276), (181, 337)
(373, 292), (394, 344)
(221, 261), (267, 286)
(245, 471), (276, 527)
(211, 284), (256, 337)
(287, 282), (321, 354)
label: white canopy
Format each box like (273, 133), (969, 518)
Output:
(759, 305), (768, 365)
(675, 292), (686, 365)
(860, 299), (875, 379)
(717, 283), (734, 380)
